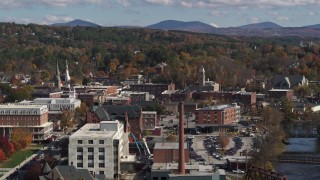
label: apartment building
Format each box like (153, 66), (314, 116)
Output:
(68, 121), (129, 179)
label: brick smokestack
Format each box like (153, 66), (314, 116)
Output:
(125, 112), (129, 133)
(178, 102), (185, 175)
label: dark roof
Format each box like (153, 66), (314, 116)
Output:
(39, 165), (99, 180)
(272, 75), (307, 88)
(90, 106), (110, 121)
(131, 101), (159, 108)
(103, 104), (141, 120)
(41, 162), (52, 175)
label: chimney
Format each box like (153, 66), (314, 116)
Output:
(52, 171), (55, 180)
(125, 112), (129, 133)
(178, 102), (185, 175)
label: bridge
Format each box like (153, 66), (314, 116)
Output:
(273, 152), (320, 164)
(245, 166), (287, 180)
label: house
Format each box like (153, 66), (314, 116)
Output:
(272, 75), (308, 89)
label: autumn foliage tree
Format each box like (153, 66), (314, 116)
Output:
(0, 148), (6, 161)
(11, 128), (33, 150)
(0, 136), (14, 157)
(60, 110), (74, 131)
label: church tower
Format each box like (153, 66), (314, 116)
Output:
(199, 65), (205, 86)
(65, 60), (71, 89)
(56, 61), (61, 90)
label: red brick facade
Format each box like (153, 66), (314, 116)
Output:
(0, 113), (48, 126)
(153, 148), (189, 163)
(195, 105), (237, 125)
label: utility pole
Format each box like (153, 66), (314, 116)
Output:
(236, 158), (239, 180)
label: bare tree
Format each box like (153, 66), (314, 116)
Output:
(218, 133), (230, 151)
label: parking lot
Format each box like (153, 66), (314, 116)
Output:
(190, 134), (253, 171)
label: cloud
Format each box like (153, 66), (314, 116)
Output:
(168, 0), (320, 8)
(3, 15), (74, 25)
(210, 11), (227, 17)
(181, 1), (192, 8)
(117, 0), (130, 6)
(0, 0), (104, 9)
(276, 16), (289, 21)
(44, 15), (74, 24)
(250, 17), (259, 23)
(1, 0), (319, 10)
(210, 23), (219, 28)
(144, 0), (173, 5)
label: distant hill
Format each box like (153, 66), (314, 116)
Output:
(51, 19), (100, 27)
(238, 22), (282, 29)
(146, 20), (215, 33)
(303, 24), (320, 29)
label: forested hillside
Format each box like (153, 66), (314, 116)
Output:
(0, 22), (319, 91)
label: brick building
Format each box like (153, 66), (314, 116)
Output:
(130, 83), (175, 99)
(269, 89), (294, 99)
(0, 104), (53, 141)
(153, 142), (189, 163)
(195, 104), (239, 126)
(77, 92), (100, 106)
(141, 111), (158, 130)
(170, 90), (194, 102)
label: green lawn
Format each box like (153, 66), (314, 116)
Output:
(0, 144), (39, 168)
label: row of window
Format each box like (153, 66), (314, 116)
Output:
(77, 155), (105, 160)
(77, 163), (105, 168)
(77, 147), (105, 152)
(0, 110), (38, 115)
(78, 139), (104, 144)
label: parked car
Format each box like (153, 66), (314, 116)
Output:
(233, 169), (245, 174)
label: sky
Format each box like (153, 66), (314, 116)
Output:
(0, 0), (319, 28)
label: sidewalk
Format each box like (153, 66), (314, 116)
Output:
(0, 147), (46, 180)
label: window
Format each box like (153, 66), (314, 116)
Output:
(99, 163), (105, 167)
(88, 155), (94, 160)
(77, 147), (83, 152)
(77, 155), (83, 160)
(99, 171), (104, 175)
(99, 155), (104, 160)
(88, 147), (94, 152)
(161, 177), (167, 180)
(98, 148), (105, 152)
(88, 163), (94, 168)
(99, 140), (104, 144)
(77, 163), (83, 167)
(88, 140), (93, 144)
(78, 140), (82, 144)
(153, 178), (158, 180)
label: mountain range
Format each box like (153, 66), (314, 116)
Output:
(50, 19), (320, 37)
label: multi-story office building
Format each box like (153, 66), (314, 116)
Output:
(0, 104), (53, 141)
(68, 121), (129, 179)
(195, 104), (239, 126)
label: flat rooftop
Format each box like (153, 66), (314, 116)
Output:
(198, 104), (234, 111)
(154, 142), (188, 150)
(70, 122), (120, 139)
(152, 162), (215, 175)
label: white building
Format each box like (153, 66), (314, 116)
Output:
(0, 104), (53, 142)
(68, 121), (130, 179)
(19, 97), (81, 113)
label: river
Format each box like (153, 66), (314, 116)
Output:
(274, 138), (320, 180)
